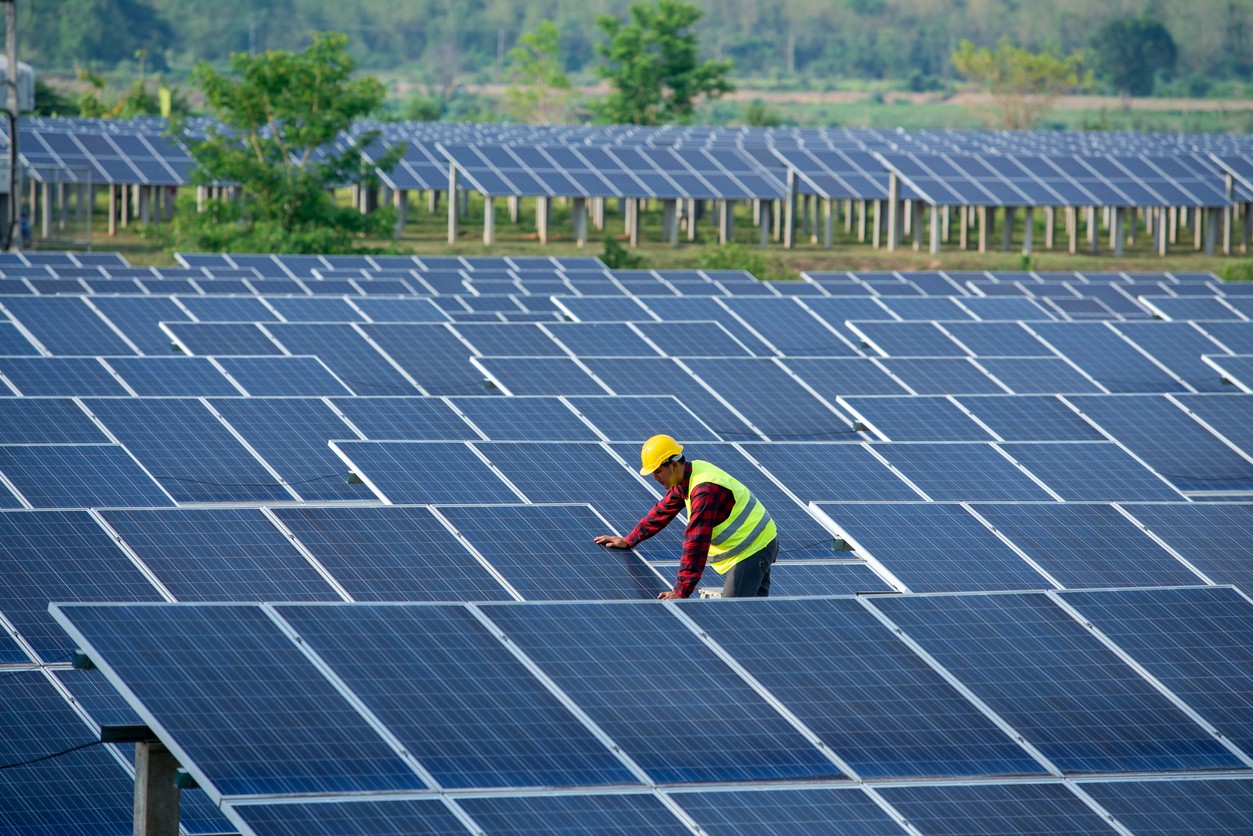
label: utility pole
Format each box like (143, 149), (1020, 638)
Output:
(4, 0), (18, 250)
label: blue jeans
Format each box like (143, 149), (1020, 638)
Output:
(721, 537), (778, 598)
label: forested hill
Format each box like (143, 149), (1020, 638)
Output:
(29, 0), (1253, 87)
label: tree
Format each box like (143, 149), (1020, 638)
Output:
(33, 80), (75, 117)
(593, 0), (734, 126)
(1091, 18), (1177, 107)
(504, 21), (574, 124)
(952, 38), (1089, 130)
(170, 32), (403, 254)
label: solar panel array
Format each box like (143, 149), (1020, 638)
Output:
(3, 249), (1253, 835)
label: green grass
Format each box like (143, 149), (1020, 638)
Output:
(77, 190), (1248, 280)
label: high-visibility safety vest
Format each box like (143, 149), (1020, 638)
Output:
(685, 460), (777, 574)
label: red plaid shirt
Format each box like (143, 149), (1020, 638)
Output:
(626, 462), (737, 598)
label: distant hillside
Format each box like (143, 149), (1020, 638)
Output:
(24, 0), (1253, 94)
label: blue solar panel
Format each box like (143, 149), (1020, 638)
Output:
(812, 502), (1047, 592)
(973, 358), (1102, 394)
(51, 667), (145, 729)
(481, 601), (845, 783)
(875, 782), (1114, 835)
(1, 297), (136, 355)
(179, 296), (280, 322)
(958, 297), (1056, 321)
(671, 787), (904, 834)
(330, 396), (479, 440)
(214, 355), (355, 396)
(1059, 587), (1253, 756)
(458, 794), (684, 834)
(0, 510), (165, 661)
(475, 357), (609, 396)
(89, 296), (191, 355)
(105, 356), (241, 396)
(782, 357), (909, 397)
(1196, 322), (1253, 354)
(1068, 395), (1253, 492)
(954, 396), (1104, 442)
(53, 603), (428, 797)
(0, 357), (130, 396)
(878, 358), (1008, 395)
(270, 324), (421, 394)
(0, 444), (174, 508)
(552, 296), (653, 322)
(1080, 777), (1253, 834)
(1031, 323), (1187, 393)
(0, 398), (108, 443)
(939, 322), (1051, 356)
(841, 395), (994, 441)
(1140, 296), (1243, 321)
(0, 322), (38, 354)
(264, 297), (365, 322)
(454, 322), (564, 357)
(352, 323), (491, 395)
(742, 442), (920, 502)
(869, 592), (1244, 773)
(0, 671), (137, 835)
(275, 604), (638, 789)
(999, 442), (1184, 501)
(86, 398), (293, 502)
(210, 398), (373, 501)
(565, 394), (721, 442)
(873, 443), (1053, 501)
(850, 321), (964, 357)
(689, 597), (1046, 778)
(637, 297), (774, 352)
(437, 504), (667, 600)
(973, 504), (1202, 588)
(1114, 322), (1230, 393)
(228, 798), (470, 835)
(1175, 394), (1253, 460)
(763, 562), (895, 596)
(331, 441), (523, 504)
(718, 298), (858, 356)
(270, 505), (506, 602)
(634, 320), (762, 358)
(542, 322), (658, 356)
(879, 297), (974, 321)
(351, 298), (449, 323)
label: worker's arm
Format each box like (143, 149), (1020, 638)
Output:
(596, 487), (685, 550)
(667, 482), (730, 599)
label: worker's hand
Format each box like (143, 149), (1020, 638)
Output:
(594, 535), (630, 549)
(657, 590), (682, 600)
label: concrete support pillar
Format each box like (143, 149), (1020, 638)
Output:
(1022, 206), (1034, 255)
(108, 185), (118, 236)
(572, 196), (588, 248)
(772, 199), (783, 243)
(857, 200), (868, 243)
(872, 200), (883, 249)
(718, 200), (734, 244)
(1225, 174), (1236, 255)
(1157, 207), (1169, 256)
(508, 195), (520, 224)
(537, 196), (550, 244)
(687, 197), (698, 242)
(483, 195), (495, 245)
(1205, 207), (1218, 255)
(929, 205), (941, 254)
(134, 741), (179, 836)
(823, 198), (834, 248)
(1002, 206), (1015, 251)
(959, 205), (969, 250)
(912, 200), (923, 251)
(393, 190), (408, 239)
(941, 205), (951, 242)
(1067, 207), (1078, 254)
(1111, 206), (1125, 257)
(627, 198), (640, 248)
(593, 197), (606, 230)
(845, 199), (854, 233)
(446, 168), (459, 244)
(752, 199), (761, 227)
(662, 199), (678, 246)
(978, 205), (988, 253)
(1088, 206), (1099, 253)
(759, 199), (771, 247)
(1127, 206), (1137, 246)
(1169, 206), (1179, 244)
(902, 200), (912, 237)
(1194, 206), (1204, 251)
(1044, 206), (1055, 250)
(1243, 202), (1252, 253)
(41, 182), (52, 237)
(886, 174), (900, 252)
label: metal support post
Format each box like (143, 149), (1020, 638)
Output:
(717, 200), (733, 244)
(687, 197), (698, 242)
(483, 195), (495, 245)
(857, 199), (867, 243)
(912, 200), (923, 251)
(886, 173), (900, 252)
(1088, 206), (1098, 253)
(537, 196), (550, 244)
(1044, 206), (1054, 250)
(446, 167), (459, 243)
(1205, 207), (1218, 255)
(959, 205), (968, 250)
(628, 198), (639, 248)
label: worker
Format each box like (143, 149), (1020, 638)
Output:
(595, 434), (778, 599)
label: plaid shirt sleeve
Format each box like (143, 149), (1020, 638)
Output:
(625, 487), (685, 546)
(672, 481), (736, 598)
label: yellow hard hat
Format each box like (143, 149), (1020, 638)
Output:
(639, 434), (683, 475)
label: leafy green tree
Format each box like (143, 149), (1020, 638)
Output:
(25, 0), (173, 71)
(742, 98), (784, 127)
(1091, 18), (1177, 107)
(504, 21), (574, 124)
(593, 0), (734, 125)
(952, 38), (1089, 129)
(169, 32), (403, 254)
(33, 80), (75, 116)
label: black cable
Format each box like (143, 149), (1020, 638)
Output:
(0, 740), (103, 771)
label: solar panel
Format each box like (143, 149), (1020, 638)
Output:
(481, 601), (845, 783)
(998, 442), (1184, 501)
(974, 358), (1105, 394)
(811, 503), (1048, 592)
(878, 358), (1008, 395)
(872, 443), (1053, 501)
(0, 444), (174, 508)
(0, 510), (165, 661)
(849, 321), (964, 357)
(270, 324), (421, 395)
(0, 322), (39, 354)
(1174, 394), (1253, 460)
(331, 397), (479, 441)
(271, 506), (506, 601)
(869, 592), (1244, 773)
(214, 356), (355, 396)
(972, 504), (1202, 589)
(762, 562), (895, 596)
(351, 298), (450, 323)
(436, 504), (667, 600)
(1079, 777), (1253, 834)
(689, 597), (1046, 778)
(51, 667), (145, 729)
(1139, 296), (1243, 321)
(840, 395), (994, 441)
(782, 358), (909, 397)
(179, 296), (280, 322)
(552, 296), (654, 323)
(457, 794), (684, 834)
(53, 603), (429, 797)
(448, 396), (599, 441)
(939, 322), (1052, 357)
(541, 322), (659, 357)
(670, 786), (903, 834)
(879, 297), (974, 321)
(85, 398), (294, 502)
(0, 398), (108, 443)
(474, 357), (609, 396)
(634, 321), (762, 358)
(1113, 322), (1230, 393)
(1030, 323), (1187, 393)
(264, 297), (366, 323)
(564, 395), (721, 442)
(227, 798), (471, 835)
(454, 323), (564, 357)
(717, 298), (858, 356)
(1068, 395), (1253, 492)
(0, 671), (137, 834)
(274, 603), (639, 789)
(741, 442), (921, 502)
(1, 297), (136, 355)
(89, 296), (192, 355)
(330, 441), (523, 504)
(164, 322), (284, 356)
(957, 297), (1056, 321)
(874, 782), (1113, 835)
(104, 356), (241, 396)
(1195, 321), (1253, 354)
(0, 357), (130, 396)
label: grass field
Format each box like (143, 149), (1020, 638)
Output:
(70, 190), (1250, 280)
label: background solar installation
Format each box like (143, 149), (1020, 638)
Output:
(4, 250), (1253, 835)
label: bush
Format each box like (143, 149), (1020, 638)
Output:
(1219, 261), (1253, 283)
(697, 242), (786, 282)
(600, 236), (648, 269)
